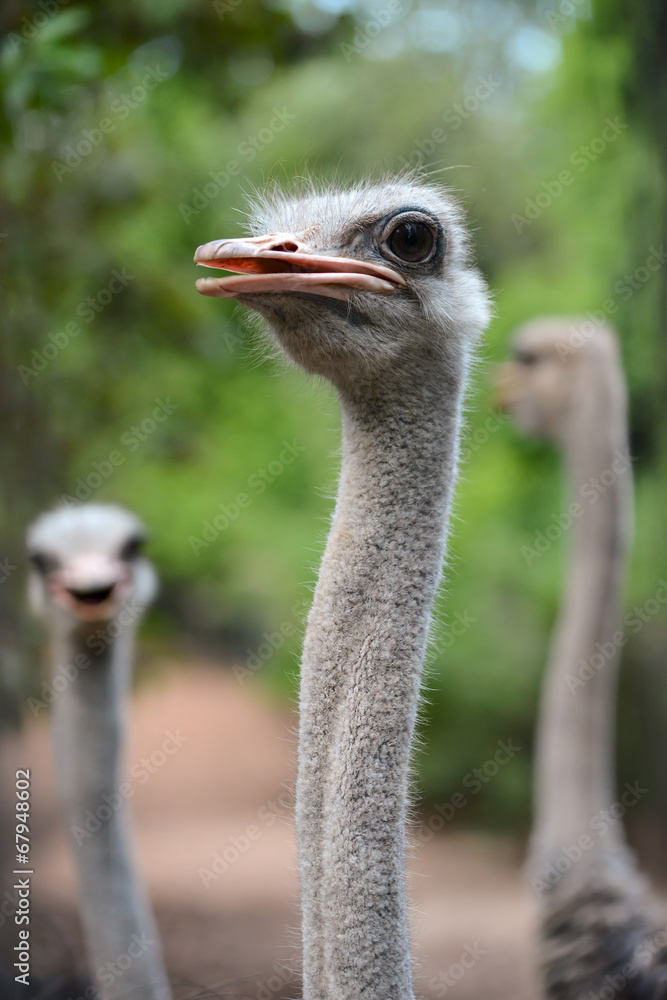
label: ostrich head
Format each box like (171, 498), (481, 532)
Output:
(194, 177), (490, 386)
(496, 318), (625, 444)
(27, 504), (156, 628)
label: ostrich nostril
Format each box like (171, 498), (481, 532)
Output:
(272, 241), (299, 253)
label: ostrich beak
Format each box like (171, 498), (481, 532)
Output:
(50, 553), (132, 622)
(193, 233), (406, 301)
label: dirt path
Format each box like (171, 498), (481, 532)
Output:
(3, 661), (538, 999)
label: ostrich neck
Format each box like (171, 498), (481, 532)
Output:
(530, 399), (632, 869)
(49, 624), (171, 1000)
(297, 358), (466, 1000)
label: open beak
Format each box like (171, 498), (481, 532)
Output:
(50, 554), (132, 622)
(194, 233), (406, 302)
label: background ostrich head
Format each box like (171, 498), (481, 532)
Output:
(496, 317), (626, 444)
(27, 504), (156, 629)
(195, 176), (490, 386)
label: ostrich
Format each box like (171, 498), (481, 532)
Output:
(194, 175), (491, 1000)
(497, 319), (667, 998)
(26, 503), (172, 1000)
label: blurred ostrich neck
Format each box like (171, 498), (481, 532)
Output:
(298, 355), (467, 1000)
(50, 622), (171, 1000)
(531, 382), (631, 866)
(52, 617), (133, 685)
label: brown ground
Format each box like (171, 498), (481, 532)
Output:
(3, 660), (538, 999)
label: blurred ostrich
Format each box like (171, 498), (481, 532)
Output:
(194, 175), (491, 1000)
(27, 504), (172, 1000)
(498, 319), (667, 998)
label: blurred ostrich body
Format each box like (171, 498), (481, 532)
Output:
(27, 504), (172, 1000)
(499, 320), (667, 998)
(195, 176), (491, 999)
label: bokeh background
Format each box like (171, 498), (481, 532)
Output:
(1, 0), (665, 996)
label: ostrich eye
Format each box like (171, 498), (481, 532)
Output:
(514, 348), (539, 366)
(386, 220), (435, 263)
(29, 552), (53, 575)
(120, 536), (145, 561)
